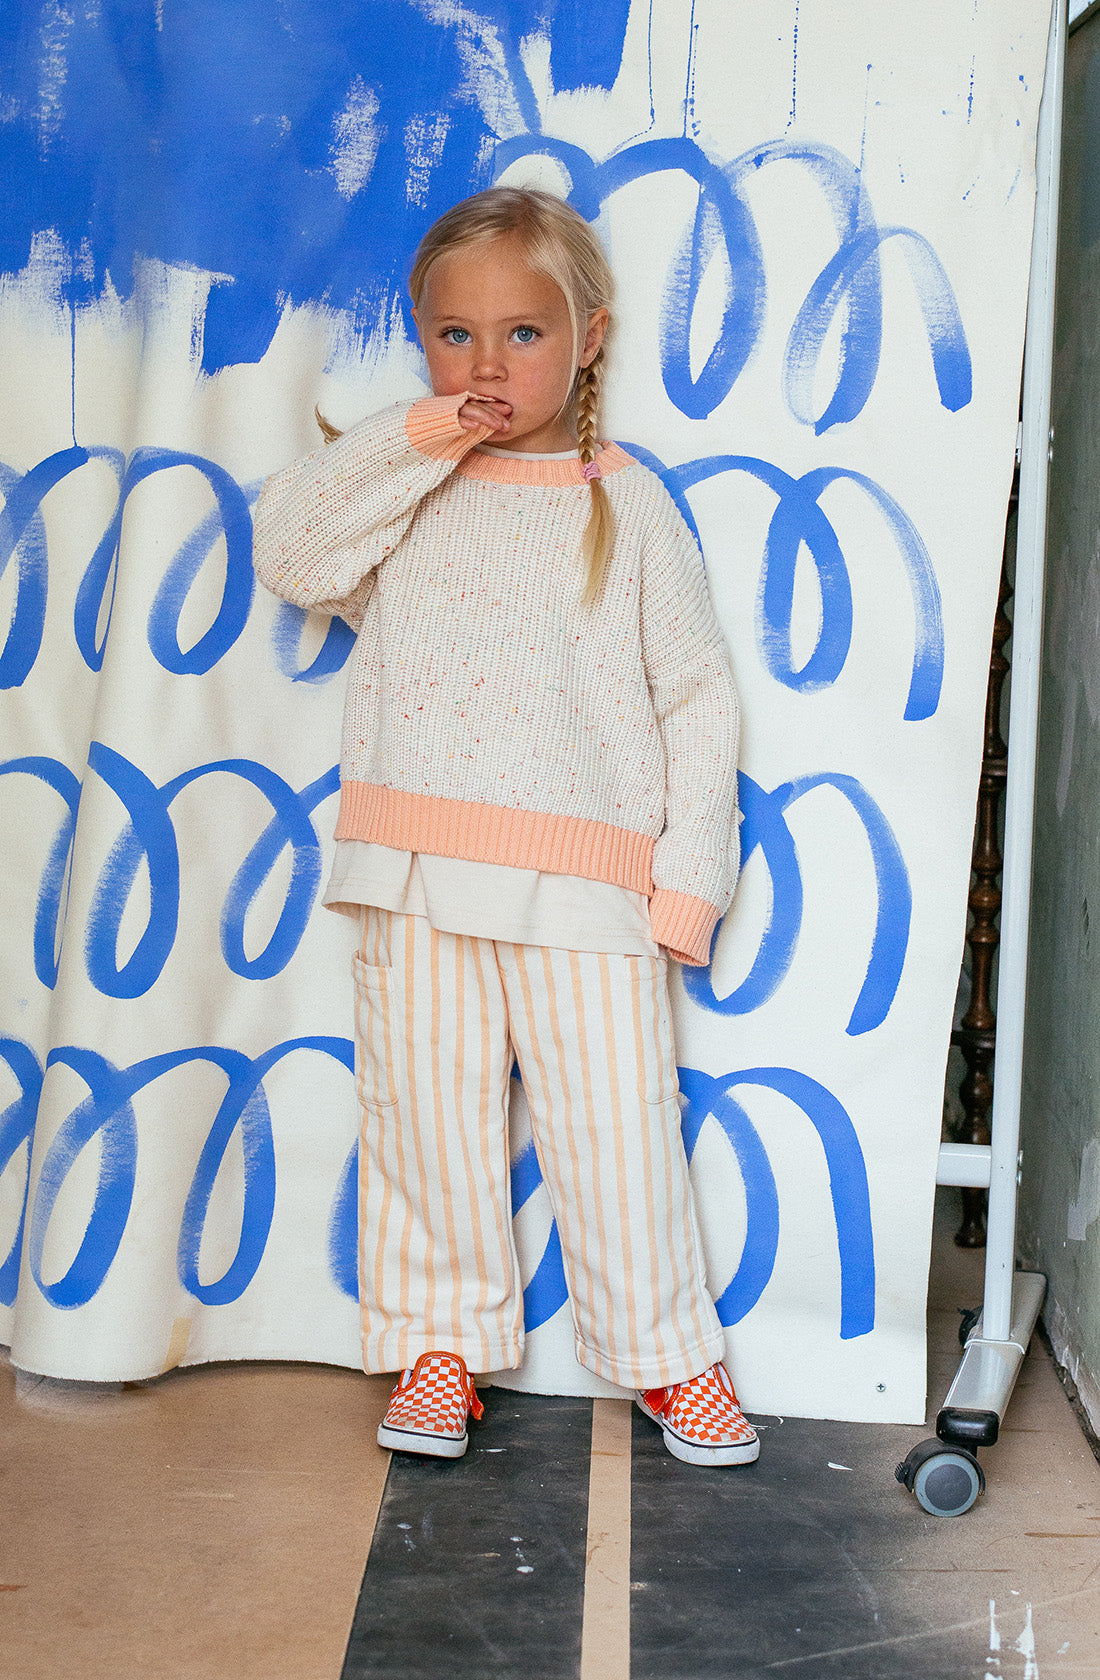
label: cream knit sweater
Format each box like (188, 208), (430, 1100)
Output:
(252, 392), (741, 965)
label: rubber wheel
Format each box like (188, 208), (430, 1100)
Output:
(895, 1438), (986, 1517)
(912, 1449), (984, 1516)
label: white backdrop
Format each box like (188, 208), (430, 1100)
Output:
(0, 0), (1051, 1421)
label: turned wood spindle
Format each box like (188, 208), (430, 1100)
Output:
(951, 485), (1015, 1249)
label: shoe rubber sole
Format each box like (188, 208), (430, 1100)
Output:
(635, 1396), (760, 1467)
(377, 1422), (469, 1458)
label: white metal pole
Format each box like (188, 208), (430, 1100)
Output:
(982, 0), (1066, 1343)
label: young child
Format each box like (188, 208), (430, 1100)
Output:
(253, 186), (757, 1469)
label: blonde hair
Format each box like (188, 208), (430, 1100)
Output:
(321, 187), (616, 603)
(411, 188), (614, 603)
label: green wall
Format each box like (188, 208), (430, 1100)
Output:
(1019, 6), (1100, 1422)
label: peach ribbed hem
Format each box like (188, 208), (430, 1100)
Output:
(404, 392), (492, 461)
(648, 888), (720, 968)
(335, 783), (655, 895)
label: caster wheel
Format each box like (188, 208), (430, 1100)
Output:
(895, 1438), (985, 1517)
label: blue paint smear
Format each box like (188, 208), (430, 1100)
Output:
(328, 1138), (360, 1301)
(2, 432), (944, 718)
(549, 0), (632, 94)
(0, 1), (628, 373)
(679, 1064), (875, 1339)
(0, 1038), (42, 1307)
(523, 1220), (570, 1330)
(495, 132), (971, 429)
(510, 1135), (571, 1331)
(81, 743), (337, 998)
(626, 440), (946, 720)
(1, 3), (971, 436)
(788, 0), (800, 132)
(683, 769), (913, 1036)
(18, 1033), (872, 1334)
(0, 755), (82, 989)
(510, 1135), (544, 1216)
(26, 1035), (352, 1308)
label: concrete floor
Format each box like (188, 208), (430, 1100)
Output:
(3, 1190), (1099, 1679)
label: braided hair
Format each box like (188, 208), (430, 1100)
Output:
(574, 352), (612, 603)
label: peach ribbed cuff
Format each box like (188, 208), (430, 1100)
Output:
(404, 393), (492, 461)
(649, 888), (719, 967)
(335, 782), (655, 894)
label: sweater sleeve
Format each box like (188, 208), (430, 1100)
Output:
(638, 487), (741, 967)
(252, 392), (493, 626)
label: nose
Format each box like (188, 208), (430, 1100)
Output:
(471, 339), (507, 381)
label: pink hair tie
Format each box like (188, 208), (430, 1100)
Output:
(582, 461), (602, 482)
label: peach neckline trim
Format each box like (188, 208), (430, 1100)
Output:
(454, 441), (634, 486)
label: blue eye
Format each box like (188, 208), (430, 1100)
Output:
(444, 328), (470, 344)
(513, 326), (537, 343)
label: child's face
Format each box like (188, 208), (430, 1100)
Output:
(413, 234), (607, 453)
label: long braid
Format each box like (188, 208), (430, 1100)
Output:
(576, 351), (613, 605)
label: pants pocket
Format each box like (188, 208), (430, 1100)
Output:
(353, 955), (400, 1112)
(624, 952), (679, 1106)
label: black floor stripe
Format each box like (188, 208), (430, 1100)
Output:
(341, 1389), (593, 1680)
(628, 1409), (992, 1680)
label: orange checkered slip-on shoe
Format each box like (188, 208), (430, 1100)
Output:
(377, 1351), (485, 1459)
(636, 1361), (760, 1467)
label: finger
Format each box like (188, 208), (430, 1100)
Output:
(459, 404), (509, 431)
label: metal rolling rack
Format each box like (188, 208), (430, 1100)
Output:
(895, 0), (1064, 1518)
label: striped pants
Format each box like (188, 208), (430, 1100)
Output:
(354, 908), (725, 1388)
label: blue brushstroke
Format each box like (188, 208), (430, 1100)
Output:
(271, 602), (355, 685)
(0, 1038), (42, 1307)
(786, 227), (972, 431)
(79, 448), (254, 673)
(83, 744), (337, 998)
(0, 447), (124, 687)
(625, 442), (945, 721)
(0, 2), (627, 373)
(684, 770), (912, 1036)
(510, 1135), (570, 1331)
(496, 131), (971, 429)
(510, 1135), (545, 1216)
(0, 756), (82, 988)
(147, 474), (262, 676)
(26, 1035), (352, 1309)
(220, 765), (340, 980)
(679, 1064), (875, 1339)
(547, 0), (632, 94)
(506, 1060), (874, 1338)
(328, 1139), (360, 1301)
(1, 4), (971, 434)
(523, 1221), (570, 1330)
(18, 1032), (873, 1336)
(1, 444), (354, 685)
(28, 1045), (141, 1310)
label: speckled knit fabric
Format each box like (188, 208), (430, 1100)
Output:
(252, 391), (741, 964)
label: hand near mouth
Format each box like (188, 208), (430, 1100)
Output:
(458, 393), (513, 433)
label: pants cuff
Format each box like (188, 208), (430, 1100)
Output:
(571, 1330), (727, 1391)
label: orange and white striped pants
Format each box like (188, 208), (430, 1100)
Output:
(354, 908), (725, 1388)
